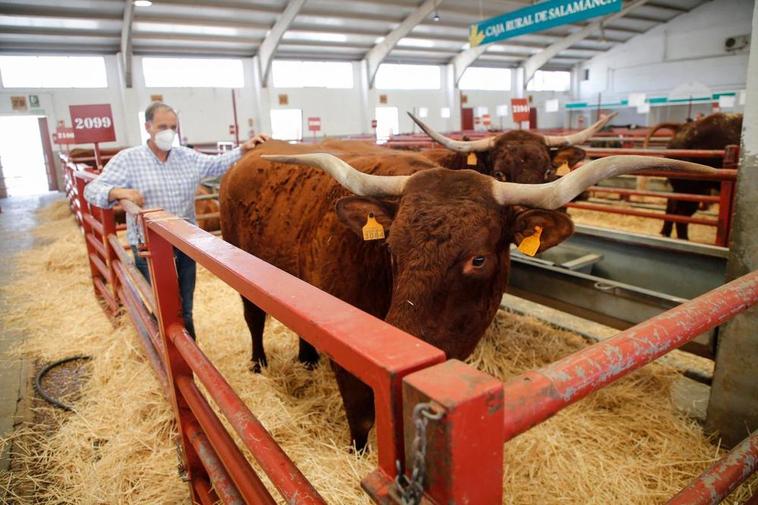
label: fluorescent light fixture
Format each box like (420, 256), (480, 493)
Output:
(134, 0), (152, 6)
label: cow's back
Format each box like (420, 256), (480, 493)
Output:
(220, 140), (435, 317)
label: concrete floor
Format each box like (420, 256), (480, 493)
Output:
(0, 191), (64, 471)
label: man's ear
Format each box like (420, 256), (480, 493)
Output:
(335, 196), (397, 238)
(551, 146), (586, 169)
(512, 209), (574, 253)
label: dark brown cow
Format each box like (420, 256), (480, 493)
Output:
(409, 112), (616, 184)
(220, 140), (715, 450)
(643, 113), (742, 240)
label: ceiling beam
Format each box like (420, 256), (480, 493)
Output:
(364, 0), (440, 87)
(120, 0), (135, 88)
(257, 0), (306, 87)
(521, 0), (651, 85)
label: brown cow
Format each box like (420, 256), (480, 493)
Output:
(643, 113), (742, 240)
(220, 140), (716, 450)
(409, 112), (617, 184)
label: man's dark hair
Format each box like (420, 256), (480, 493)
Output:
(145, 102), (176, 122)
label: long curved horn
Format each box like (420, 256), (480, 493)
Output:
(543, 112), (618, 147)
(492, 156), (718, 209)
(643, 122), (681, 148)
(261, 153), (409, 197)
(407, 112), (495, 152)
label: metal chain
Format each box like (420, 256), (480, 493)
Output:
(393, 402), (444, 505)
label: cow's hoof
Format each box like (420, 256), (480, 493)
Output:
(249, 360), (266, 374)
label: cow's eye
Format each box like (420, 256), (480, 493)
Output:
(494, 171), (506, 181)
(471, 256), (486, 267)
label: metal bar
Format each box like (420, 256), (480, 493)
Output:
(192, 479), (218, 505)
(588, 186), (721, 203)
(169, 325), (326, 505)
(114, 261), (164, 356)
(83, 213), (105, 237)
(89, 252), (113, 284)
(566, 202), (718, 226)
(175, 375), (278, 505)
(501, 270), (758, 442)
(108, 235), (156, 313)
(715, 179), (735, 248)
(116, 284), (168, 391)
(184, 421), (245, 505)
(143, 211), (446, 475)
(666, 430), (758, 505)
(85, 233), (107, 259)
(583, 147), (725, 158)
(93, 276), (118, 313)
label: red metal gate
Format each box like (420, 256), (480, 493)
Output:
(69, 165), (758, 504)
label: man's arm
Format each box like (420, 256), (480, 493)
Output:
(195, 133), (271, 178)
(82, 152), (141, 208)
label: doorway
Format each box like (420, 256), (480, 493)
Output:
(0, 116), (52, 196)
(375, 106), (399, 142)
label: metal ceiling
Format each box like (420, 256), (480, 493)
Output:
(0, 0), (707, 71)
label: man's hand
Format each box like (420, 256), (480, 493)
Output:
(109, 187), (144, 207)
(240, 133), (271, 153)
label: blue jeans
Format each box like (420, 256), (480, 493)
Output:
(131, 245), (197, 339)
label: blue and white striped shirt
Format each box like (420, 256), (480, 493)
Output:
(83, 143), (242, 245)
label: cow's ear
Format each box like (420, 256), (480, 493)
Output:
(335, 196), (396, 238)
(551, 146), (586, 169)
(511, 209), (573, 253)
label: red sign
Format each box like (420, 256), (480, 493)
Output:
(308, 117), (321, 132)
(54, 127), (76, 145)
(482, 114), (491, 126)
(70, 104), (116, 143)
(511, 98), (530, 123)
(371, 119), (377, 129)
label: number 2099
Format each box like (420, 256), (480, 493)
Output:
(74, 116), (112, 129)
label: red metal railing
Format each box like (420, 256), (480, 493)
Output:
(569, 145), (739, 247)
(385, 270), (758, 504)
(70, 160), (756, 504)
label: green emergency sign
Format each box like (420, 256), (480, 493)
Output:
(469, 0), (623, 48)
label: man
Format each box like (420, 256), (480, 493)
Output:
(84, 102), (270, 338)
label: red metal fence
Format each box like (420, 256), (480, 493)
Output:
(70, 160), (757, 504)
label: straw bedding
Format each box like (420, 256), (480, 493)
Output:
(1, 197), (754, 504)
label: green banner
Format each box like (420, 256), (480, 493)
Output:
(469, 0), (623, 48)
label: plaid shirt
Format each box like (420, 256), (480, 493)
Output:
(83, 143), (242, 245)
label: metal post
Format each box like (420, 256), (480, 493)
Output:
(706, 1), (758, 447)
(143, 225), (206, 503)
(402, 360), (504, 504)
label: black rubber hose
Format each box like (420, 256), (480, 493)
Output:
(34, 355), (93, 411)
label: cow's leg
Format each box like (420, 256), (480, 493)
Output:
(675, 201), (698, 241)
(242, 297), (267, 373)
(332, 363), (375, 453)
(661, 199), (675, 237)
(297, 338), (320, 369)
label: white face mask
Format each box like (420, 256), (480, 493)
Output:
(154, 129), (175, 151)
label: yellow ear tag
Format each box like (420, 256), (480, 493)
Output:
(467, 152), (478, 166)
(556, 161), (570, 176)
(517, 226), (543, 257)
(362, 213), (385, 241)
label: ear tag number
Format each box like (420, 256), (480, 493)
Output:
(362, 213), (385, 241)
(517, 225), (543, 257)
(467, 152), (478, 166)
(556, 161), (570, 176)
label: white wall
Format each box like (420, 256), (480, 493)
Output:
(576, 0), (753, 124)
